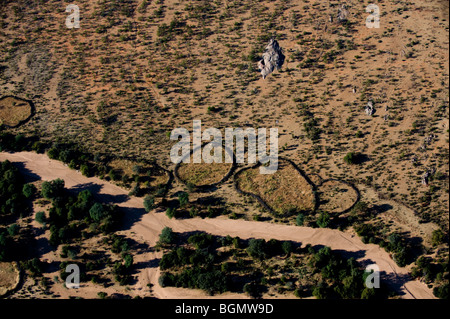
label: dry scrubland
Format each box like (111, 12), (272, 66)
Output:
(0, 0), (448, 299)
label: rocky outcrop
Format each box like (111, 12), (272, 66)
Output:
(365, 100), (375, 116)
(258, 39), (285, 79)
(337, 4), (349, 23)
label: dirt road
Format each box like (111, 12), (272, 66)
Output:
(0, 151), (436, 299)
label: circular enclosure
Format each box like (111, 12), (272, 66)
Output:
(0, 96), (35, 128)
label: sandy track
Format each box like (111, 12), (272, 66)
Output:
(0, 151), (435, 299)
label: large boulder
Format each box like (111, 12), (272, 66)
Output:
(337, 4), (349, 23)
(365, 100), (375, 116)
(258, 39), (285, 79)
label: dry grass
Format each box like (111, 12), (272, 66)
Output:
(177, 162), (232, 187)
(0, 97), (32, 127)
(236, 160), (315, 215)
(317, 180), (358, 213)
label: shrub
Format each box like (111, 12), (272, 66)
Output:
(247, 239), (267, 260)
(431, 229), (445, 246)
(316, 212), (331, 228)
(166, 207), (176, 219)
(41, 179), (65, 199)
(296, 213), (305, 226)
(143, 195), (155, 212)
(178, 192), (189, 208)
(35, 211), (46, 225)
(89, 203), (106, 222)
(22, 183), (37, 199)
(159, 227), (176, 245)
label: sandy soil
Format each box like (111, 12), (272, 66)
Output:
(0, 151), (436, 299)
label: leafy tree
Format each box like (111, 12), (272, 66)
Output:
(22, 183), (37, 199)
(188, 233), (213, 249)
(433, 284), (448, 299)
(89, 203), (106, 222)
(143, 195), (155, 212)
(159, 227), (176, 245)
(361, 287), (377, 299)
(296, 213), (305, 226)
(41, 179), (65, 199)
(344, 152), (356, 164)
(243, 282), (263, 298)
(247, 239), (267, 260)
(316, 211), (331, 228)
(80, 164), (91, 177)
(166, 207), (176, 219)
(431, 229), (445, 246)
(196, 270), (227, 295)
(123, 253), (134, 269)
(178, 192), (189, 208)
(35, 211), (46, 225)
(312, 282), (329, 299)
(7, 224), (19, 236)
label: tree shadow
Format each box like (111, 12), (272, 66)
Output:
(70, 182), (130, 204)
(379, 271), (412, 298)
(372, 203), (393, 214)
(119, 206), (148, 230)
(10, 161), (41, 182)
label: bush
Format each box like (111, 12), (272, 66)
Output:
(143, 195), (155, 212)
(316, 212), (331, 228)
(159, 272), (175, 287)
(89, 203), (106, 222)
(35, 211), (46, 225)
(7, 224), (19, 236)
(159, 227), (176, 245)
(188, 233), (213, 249)
(296, 213), (305, 226)
(431, 229), (445, 246)
(433, 284), (448, 299)
(197, 270), (227, 295)
(178, 192), (189, 208)
(247, 239), (267, 260)
(22, 183), (37, 199)
(166, 207), (176, 219)
(344, 152), (356, 164)
(80, 164), (91, 177)
(41, 179), (65, 199)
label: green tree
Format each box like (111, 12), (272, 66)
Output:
(80, 164), (91, 177)
(344, 152), (356, 164)
(89, 203), (106, 222)
(316, 212), (331, 228)
(123, 253), (134, 269)
(22, 183), (37, 199)
(296, 213), (305, 226)
(431, 229), (445, 246)
(35, 211), (46, 225)
(41, 179), (65, 199)
(159, 227), (176, 245)
(247, 239), (267, 260)
(7, 224), (19, 236)
(178, 192), (189, 208)
(166, 207), (176, 219)
(143, 195), (155, 212)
